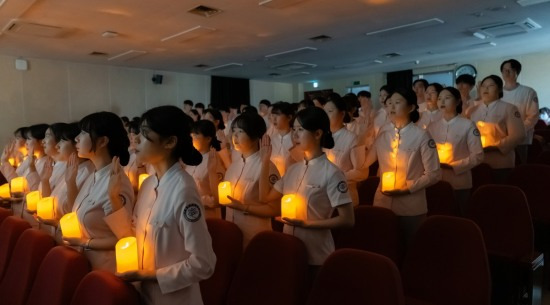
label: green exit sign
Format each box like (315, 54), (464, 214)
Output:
(353, 81), (360, 86)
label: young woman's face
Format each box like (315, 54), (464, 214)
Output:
(480, 78), (500, 103)
(379, 90), (390, 106)
(389, 93), (413, 122)
(42, 128), (60, 159)
(425, 86), (439, 108)
(292, 119), (318, 153)
(438, 90), (458, 115)
(135, 124), (167, 165)
(128, 132), (139, 150)
(323, 101), (344, 127)
(232, 127), (256, 154)
(75, 131), (94, 159)
(272, 112), (291, 130)
(26, 134), (43, 156)
(204, 112), (221, 130)
(191, 132), (211, 153)
(56, 139), (76, 161)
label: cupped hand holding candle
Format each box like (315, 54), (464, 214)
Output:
(218, 181), (232, 204)
(116, 237), (139, 273)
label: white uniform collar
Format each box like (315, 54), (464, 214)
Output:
(395, 121), (414, 134)
(94, 163), (112, 181)
(157, 162), (181, 188)
(333, 127), (346, 136)
(241, 150), (260, 163)
(481, 99), (500, 110)
(442, 115), (459, 125)
(303, 153), (327, 166)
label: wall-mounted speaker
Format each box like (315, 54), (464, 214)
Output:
(152, 74), (163, 84)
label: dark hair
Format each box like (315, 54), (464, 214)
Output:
(195, 103), (205, 110)
(380, 85), (395, 95)
(390, 88), (419, 123)
(203, 109), (226, 130)
(293, 107), (334, 149)
(60, 122), (81, 144)
(14, 127), (28, 138)
(326, 93), (351, 123)
(183, 100), (194, 106)
(357, 90), (371, 98)
(427, 83), (444, 95)
(218, 105), (229, 113)
(190, 109), (201, 120)
(298, 99), (315, 109)
(481, 75), (504, 98)
(313, 96), (326, 106)
(192, 120), (222, 151)
(79, 112), (130, 166)
(540, 107), (550, 116)
(141, 106), (202, 166)
(455, 74), (475, 86)
(441, 87), (463, 114)
(49, 123), (69, 142)
(413, 79), (429, 88)
(259, 99), (271, 107)
(26, 124), (49, 140)
(241, 106), (258, 114)
(231, 112), (267, 141)
(271, 101), (294, 117)
(500, 59), (522, 75)
(120, 116), (130, 124)
(343, 93), (360, 118)
(128, 120), (140, 135)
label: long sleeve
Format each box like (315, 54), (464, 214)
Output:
(345, 141), (369, 182)
(450, 123), (484, 175)
(523, 89), (539, 132)
(496, 105), (525, 155)
(406, 136), (441, 193)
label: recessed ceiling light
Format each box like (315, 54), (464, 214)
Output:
(309, 35), (332, 42)
(188, 5), (223, 18)
(473, 31), (487, 39)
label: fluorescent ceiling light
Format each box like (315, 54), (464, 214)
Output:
(204, 63), (243, 72)
(265, 47), (317, 59)
(473, 31), (487, 39)
(161, 26), (215, 42)
(108, 50), (147, 61)
(516, 0), (550, 6)
(366, 18), (444, 36)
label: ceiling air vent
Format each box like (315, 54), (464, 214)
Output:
(194, 64), (210, 68)
(89, 51), (108, 56)
(383, 52), (402, 58)
(271, 62), (317, 71)
(188, 5), (223, 18)
(473, 18), (541, 38)
(4, 20), (69, 37)
(309, 35), (332, 42)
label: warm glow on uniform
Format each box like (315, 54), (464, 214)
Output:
(327, 151), (336, 164)
(382, 172), (395, 192)
(218, 181), (232, 204)
(281, 194), (297, 219)
(116, 237), (138, 273)
(436, 143), (453, 164)
(37, 197), (55, 220)
(10, 177), (27, 194)
(138, 174), (149, 190)
(60, 212), (82, 239)
(271, 156), (285, 176)
(26, 191), (40, 211)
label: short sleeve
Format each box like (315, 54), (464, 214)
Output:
(326, 168), (352, 208)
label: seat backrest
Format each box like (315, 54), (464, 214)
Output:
(26, 246), (90, 305)
(536, 150), (550, 166)
(527, 138), (543, 164)
(307, 249), (404, 305)
(333, 206), (402, 266)
(0, 229), (56, 305)
(200, 219), (243, 305)
(0, 207), (13, 225)
(0, 216), (31, 281)
(471, 163), (493, 194)
(426, 180), (456, 216)
(467, 184), (533, 261)
(508, 164), (550, 222)
(70, 271), (141, 305)
(402, 216), (490, 305)
(357, 176), (379, 205)
(226, 231), (308, 305)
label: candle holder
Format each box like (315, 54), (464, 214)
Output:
(381, 172), (396, 192)
(281, 194), (298, 219)
(60, 212), (82, 239)
(116, 237), (138, 273)
(218, 181), (232, 204)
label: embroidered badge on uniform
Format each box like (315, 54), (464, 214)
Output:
(428, 139), (436, 149)
(269, 174), (279, 184)
(473, 129), (480, 137)
(337, 181), (348, 193)
(514, 111), (521, 118)
(184, 204), (202, 222)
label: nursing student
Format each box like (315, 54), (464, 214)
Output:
(347, 91), (376, 150)
(269, 101), (303, 176)
(203, 108), (232, 169)
(20, 124), (50, 192)
(64, 112), (135, 272)
(105, 106), (216, 305)
(427, 87), (484, 215)
(187, 120), (226, 219)
(223, 112), (281, 247)
(0, 127), (29, 181)
(365, 88), (441, 245)
(258, 107), (354, 269)
(469, 75), (525, 183)
(323, 94), (368, 206)
(416, 83), (443, 129)
(373, 85), (395, 137)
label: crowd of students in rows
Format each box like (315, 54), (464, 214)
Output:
(0, 58), (541, 305)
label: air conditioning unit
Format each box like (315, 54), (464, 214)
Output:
(472, 18), (541, 38)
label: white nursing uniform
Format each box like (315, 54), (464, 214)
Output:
(185, 152), (225, 219)
(502, 84), (539, 145)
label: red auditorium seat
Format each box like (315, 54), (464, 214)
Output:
(426, 180), (456, 216)
(471, 163), (493, 194)
(402, 216), (490, 305)
(306, 249), (405, 305)
(0, 216), (31, 281)
(0, 207), (12, 224)
(333, 206), (402, 266)
(0, 229), (56, 305)
(26, 246), (91, 305)
(70, 271), (141, 305)
(200, 219), (243, 305)
(226, 231), (308, 305)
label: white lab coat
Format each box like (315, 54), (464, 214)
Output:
(502, 84), (539, 145)
(105, 163), (216, 305)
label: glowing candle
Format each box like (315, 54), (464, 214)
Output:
(116, 237), (138, 273)
(218, 181), (232, 204)
(281, 194), (297, 219)
(381, 172), (395, 192)
(436, 143), (453, 164)
(138, 173), (149, 190)
(37, 197), (55, 220)
(10, 177), (27, 194)
(0, 183), (10, 198)
(8, 158), (15, 167)
(26, 191), (40, 211)
(60, 212), (82, 239)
